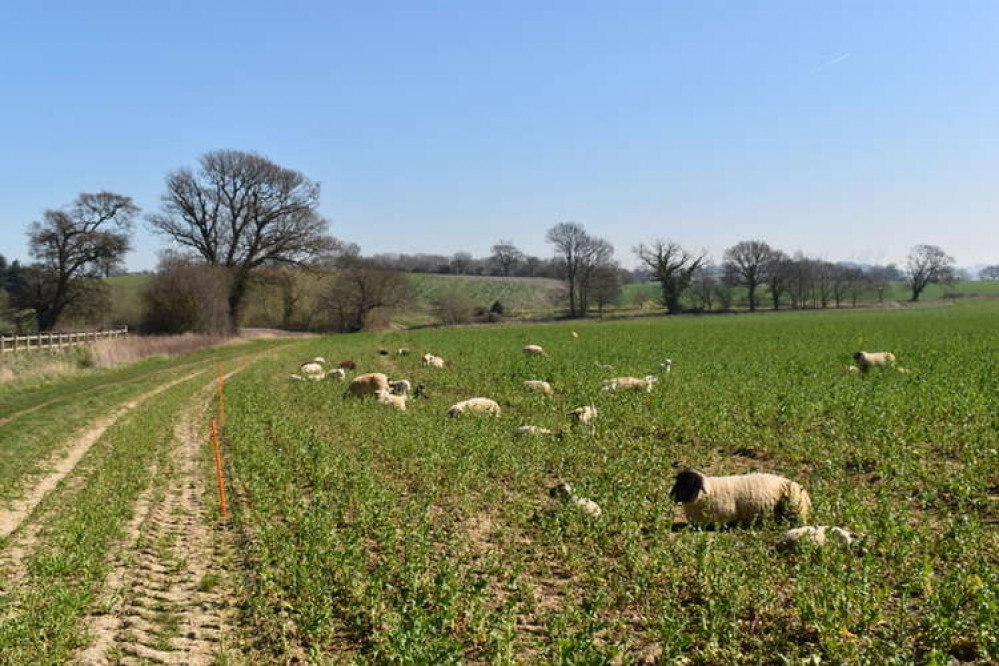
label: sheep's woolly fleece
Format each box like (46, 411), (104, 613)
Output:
(447, 397), (501, 417)
(670, 470), (812, 526)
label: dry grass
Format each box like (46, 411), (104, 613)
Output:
(88, 333), (233, 368)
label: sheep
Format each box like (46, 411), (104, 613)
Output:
(375, 389), (408, 411)
(523, 344), (546, 356)
(659, 359), (673, 373)
(568, 406), (598, 433)
(523, 380), (553, 396)
(852, 351), (896, 372)
(570, 331), (579, 339)
(396, 348), (410, 356)
(669, 470), (812, 526)
(515, 425), (553, 436)
(777, 525), (856, 551)
(339, 360), (357, 370)
(422, 353), (446, 368)
(347, 372), (391, 397)
(310, 357), (327, 365)
(327, 368), (347, 381)
(602, 375), (658, 393)
(389, 379), (411, 396)
(447, 398), (501, 417)
(549, 482), (602, 517)
(300, 361), (325, 377)
(414, 384), (428, 399)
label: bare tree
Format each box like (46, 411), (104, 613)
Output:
(320, 257), (413, 332)
(546, 222), (590, 317)
(588, 264), (622, 316)
(490, 241), (524, 277)
(147, 150), (338, 331)
(633, 240), (705, 314)
(764, 251), (791, 310)
(24, 192), (137, 330)
(980, 265), (999, 281)
(689, 264), (717, 311)
(905, 244), (956, 301)
(577, 237), (615, 315)
(722, 240), (774, 312)
(865, 264), (901, 302)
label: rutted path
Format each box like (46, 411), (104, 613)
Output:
(74, 376), (243, 665)
(0, 371), (204, 541)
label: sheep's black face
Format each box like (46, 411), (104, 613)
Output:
(852, 352), (863, 362)
(670, 470), (703, 503)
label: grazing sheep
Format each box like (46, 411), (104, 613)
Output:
(778, 525), (856, 551)
(339, 360), (357, 370)
(549, 482), (602, 517)
(447, 397), (501, 417)
(568, 406), (598, 433)
(347, 372), (391, 397)
(515, 425), (553, 436)
(523, 380), (553, 396)
(571, 331), (579, 339)
(396, 348), (410, 356)
(523, 344), (546, 356)
(375, 389), (407, 411)
(659, 359), (673, 373)
(389, 379), (411, 396)
(327, 368), (347, 381)
(300, 361), (325, 377)
(669, 470), (812, 526)
(422, 353), (446, 368)
(852, 351), (897, 372)
(602, 375), (658, 393)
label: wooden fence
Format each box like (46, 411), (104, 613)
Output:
(0, 327), (129, 353)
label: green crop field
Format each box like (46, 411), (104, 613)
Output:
(1, 301), (997, 663)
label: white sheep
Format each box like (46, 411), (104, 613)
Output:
(447, 397), (501, 417)
(602, 375), (658, 393)
(852, 351), (896, 372)
(326, 368), (347, 381)
(659, 359), (673, 373)
(375, 389), (408, 411)
(549, 482), (602, 517)
(523, 380), (553, 396)
(570, 331), (579, 339)
(568, 406), (598, 433)
(422, 353), (446, 368)
(522, 344), (546, 356)
(347, 372), (391, 396)
(777, 525), (856, 551)
(389, 379), (411, 396)
(310, 357), (327, 365)
(669, 470), (812, 526)
(515, 425), (553, 436)
(300, 361), (325, 378)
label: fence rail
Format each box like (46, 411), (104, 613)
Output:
(0, 327), (129, 353)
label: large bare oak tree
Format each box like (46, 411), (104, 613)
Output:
(147, 150), (337, 331)
(633, 240), (704, 314)
(25, 192), (137, 330)
(905, 244), (955, 301)
(723, 240), (774, 312)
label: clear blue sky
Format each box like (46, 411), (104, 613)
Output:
(1, 1), (997, 271)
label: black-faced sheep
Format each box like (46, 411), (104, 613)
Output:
(669, 470), (812, 526)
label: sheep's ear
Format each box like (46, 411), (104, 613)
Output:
(670, 470), (702, 503)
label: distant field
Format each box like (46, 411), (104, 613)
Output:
(1, 300), (996, 662)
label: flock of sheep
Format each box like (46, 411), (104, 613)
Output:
(289, 337), (906, 552)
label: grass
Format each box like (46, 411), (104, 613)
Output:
(216, 298), (999, 662)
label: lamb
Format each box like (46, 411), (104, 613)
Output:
(659, 359), (673, 373)
(602, 375), (658, 393)
(375, 389), (408, 411)
(669, 470), (812, 526)
(549, 482), (602, 517)
(522, 344), (546, 356)
(327, 368), (347, 381)
(447, 397), (501, 417)
(347, 372), (391, 397)
(515, 425), (553, 436)
(568, 406), (598, 433)
(852, 351), (896, 372)
(777, 525), (856, 551)
(570, 331), (579, 339)
(523, 380), (553, 396)
(389, 379), (411, 396)
(300, 361), (325, 378)
(422, 353), (446, 368)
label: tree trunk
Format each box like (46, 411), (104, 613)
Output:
(748, 284), (756, 312)
(227, 273), (249, 334)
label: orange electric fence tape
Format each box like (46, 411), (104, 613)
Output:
(211, 419), (230, 520)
